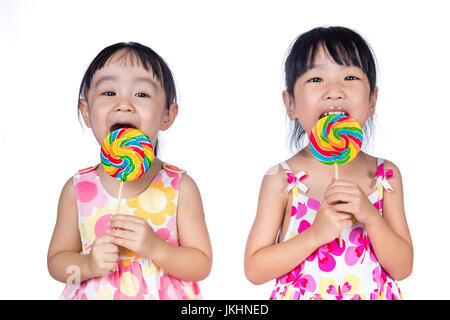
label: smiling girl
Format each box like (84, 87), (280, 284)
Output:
(47, 42), (212, 300)
(244, 27), (413, 300)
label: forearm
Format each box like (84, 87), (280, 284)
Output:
(48, 251), (94, 284)
(365, 214), (413, 280)
(245, 227), (319, 285)
(148, 238), (212, 282)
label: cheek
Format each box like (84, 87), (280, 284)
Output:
(140, 124), (160, 146)
(85, 107), (109, 138)
(89, 101), (109, 119)
(294, 98), (317, 133)
(352, 96), (374, 125)
(299, 121), (314, 137)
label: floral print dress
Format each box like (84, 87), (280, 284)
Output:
(60, 163), (201, 300)
(270, 158), (402, 300)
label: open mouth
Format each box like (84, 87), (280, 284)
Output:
(110, 123), (137, 132)
(319, 111), (348, 119)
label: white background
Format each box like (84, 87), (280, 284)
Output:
(0, 0), (449, 299)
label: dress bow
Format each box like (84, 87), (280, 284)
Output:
(286, 171), (309, 194)
(374, 162), (394, 192)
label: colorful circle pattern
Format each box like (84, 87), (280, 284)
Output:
(309, 114), (363, 165)
(100, 128), (154, 181)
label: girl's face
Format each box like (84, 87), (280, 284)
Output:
(283, 45), (378, 136)
(79, 51), (178, 147)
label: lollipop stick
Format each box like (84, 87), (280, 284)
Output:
(111, 181), (124, 272)
(334, 162), (339, 179)
(115, 181), (124, 214)
(334, 162), (343, 248)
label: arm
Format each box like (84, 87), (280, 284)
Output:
(325, 161), (413, 280)
(109, 173), (212, 282)
(244, 165), (350, 285)
(364, 161), (413, 280)
(47, 178), (119, 284)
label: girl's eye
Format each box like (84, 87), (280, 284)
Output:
(344, 75), (359, 81)
(102, 91), (115, 96)
(307, 77), (323, 83)
(136, 92), (149, 98)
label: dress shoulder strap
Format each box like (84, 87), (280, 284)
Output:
(162, 162), (186, 174)
(77, 164), (99, 175)
(374, 158), (394, 192)
(160, 162), (186, 191)
(373, 158), (394, 215)
(279, 162), (309, 195)
(279, 161), (291, 173)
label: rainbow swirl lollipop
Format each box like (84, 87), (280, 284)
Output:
(100, 128), (154, 182)
(309, 114), (363, 166)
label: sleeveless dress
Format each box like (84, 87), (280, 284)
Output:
(60, 162), (202, 300)
(270, 158), (402, 300)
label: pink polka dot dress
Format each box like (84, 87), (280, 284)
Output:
(270, 158), (402, 300)
(60, 163), (201, 300)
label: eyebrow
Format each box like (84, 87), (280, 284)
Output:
(310, 63), (327, 70)
(308, 63), (361, 72)
(93, 75), (159, 90)
(93, 75), (117, 88)
(134, 76), (159, 90)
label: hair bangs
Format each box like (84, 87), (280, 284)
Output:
(79, 42), (176, 107)
(286, 26), (377, 95)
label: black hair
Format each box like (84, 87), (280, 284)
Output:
(284, 26), (377, 152)
(77, 42), (177, 157)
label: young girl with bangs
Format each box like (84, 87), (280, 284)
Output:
(48, 42), (212, 300)
(244, 26), (413, 300)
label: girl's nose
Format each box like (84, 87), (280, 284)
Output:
(114, 99), (135, 112)
(324, 82), (345, 101)
(115, 104), (134, 112)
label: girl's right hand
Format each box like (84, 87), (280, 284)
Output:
(310, 202), (353, 246)
(88, 235), (120, 277)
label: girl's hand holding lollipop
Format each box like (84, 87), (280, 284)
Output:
(309, 114), (363, 247)
(100, 127), (154, 213)
(100, 128), (156, 259)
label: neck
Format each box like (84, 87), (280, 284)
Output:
(299, 147), (369, 174)
(97, 157), (163, 198)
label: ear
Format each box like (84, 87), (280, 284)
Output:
(282, 90), (297, 120)
(368, 86), (378, 118)
(78, 99), (91, 128)
(160, 103), (178, 131)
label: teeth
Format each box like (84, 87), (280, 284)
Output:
(321, 111), (348, 118)
(324, 111), (346, 116)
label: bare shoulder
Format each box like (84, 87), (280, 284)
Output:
(58, 176), (76, 210)
(55, 175), (79, 226)
(246, 162), (291, 254)
(383, 158), (402, 175)
(260, 162), (289, 196)
(382, 158), (404, 190)
(255, 163), (291, 222)
(177, 172), (204, 216)
(179, 172), (200, 195)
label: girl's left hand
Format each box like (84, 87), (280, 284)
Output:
(107, 214), (158, 259)
(324, 178), (379, 226)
